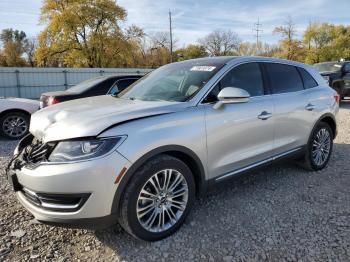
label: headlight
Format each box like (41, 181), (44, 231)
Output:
(48, 136), (126, 162)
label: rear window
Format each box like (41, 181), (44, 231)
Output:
(298, 68), (318, 89)
(265, 63), (303, 94)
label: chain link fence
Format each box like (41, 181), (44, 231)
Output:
(0, 67), (152, 99)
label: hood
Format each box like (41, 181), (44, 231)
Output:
(30, 95), (187, 142)
(3, 97), (39, 106)
(41, 91), (76, 97)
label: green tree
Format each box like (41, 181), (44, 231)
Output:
(35, 0), (129, 67)
(303, 23), (350, 63)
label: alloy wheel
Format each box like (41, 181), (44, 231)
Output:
(2, 115), (28, 138)
(136, 169), (189, 233)
(312, 128), (331, 167)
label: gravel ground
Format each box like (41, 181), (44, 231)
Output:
(1, 102), (350, 262)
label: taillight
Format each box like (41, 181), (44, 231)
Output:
(48, 97), (60, 106)
(334, 94), (340, 104)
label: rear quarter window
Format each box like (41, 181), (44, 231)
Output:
(265, 63), (304, 94)
(298, 67), (318, 89)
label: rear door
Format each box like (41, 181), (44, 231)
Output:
(203, 62), (275, 180)
(264, 63), (310, 155)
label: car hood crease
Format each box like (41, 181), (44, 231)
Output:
(30, 95), (186, 142)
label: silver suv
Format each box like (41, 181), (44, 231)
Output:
(7, 57), (339, 241)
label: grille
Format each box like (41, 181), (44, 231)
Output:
(23, 138), (55, 165)
(9, 135), (56, 170)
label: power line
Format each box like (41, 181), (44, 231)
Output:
(252, 17), (263, 47)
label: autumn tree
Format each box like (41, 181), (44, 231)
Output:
(273, 16), (305, 61)
(303, 23), (350, 63)
(198, 30), (241, 56)
(35, 0), (131, 67)
(0, 29), (28, 66)
(175, 44), (207, 61)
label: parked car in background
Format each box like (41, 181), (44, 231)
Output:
(0, 98), (39, 139)
(7, 57), (338, 241)
(314, 61), (350, 100)
(39, 74), (143, 108)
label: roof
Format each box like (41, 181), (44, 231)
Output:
(180, 56), (311, 68)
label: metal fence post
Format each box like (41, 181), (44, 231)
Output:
(15, 70), (21, 98)
(63, 70), (68, 90)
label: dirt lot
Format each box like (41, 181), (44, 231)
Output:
(1, 102), (350, 262)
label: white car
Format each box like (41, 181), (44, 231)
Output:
(0, 98), (39, 139)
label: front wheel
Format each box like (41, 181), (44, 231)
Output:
(118, 154), (195, 241)
(301, 122), (333, 171)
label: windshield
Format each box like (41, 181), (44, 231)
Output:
(117, 61), (224, 102)
(67, 76), (107, 93)
(314, 62), (342, 73)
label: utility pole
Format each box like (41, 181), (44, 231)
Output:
(169, 10), (173, 63)
(252, 17), (263, 54)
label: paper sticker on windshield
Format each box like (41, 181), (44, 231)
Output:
(190, 66), (216, 72)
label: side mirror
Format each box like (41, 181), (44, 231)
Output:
(213, 87), (250, 109)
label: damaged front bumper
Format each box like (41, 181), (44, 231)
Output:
(6, 134), (132, 229)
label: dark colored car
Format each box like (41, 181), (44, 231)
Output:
(40, 75), (143, 108)
(314, 61), (350, 100)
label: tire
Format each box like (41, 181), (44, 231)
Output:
(118, 154), (195, 241)
(0, 111), (30, 139)
(300, 122), (333, 171)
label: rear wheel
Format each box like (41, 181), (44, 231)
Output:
(118, 154), (195, 241)
(0, 111), (30, 139)
(300, 122), (333, 171)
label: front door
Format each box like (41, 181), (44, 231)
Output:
(203, 62), (275, 180)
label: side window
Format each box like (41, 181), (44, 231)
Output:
(108, 79), (138, 95)
(298, 67), (318, 89)
(85, 78), (114, 96)
(266, 63), (303, 94)
(202, 63), (264, 103)
(221, 63), (264, 97)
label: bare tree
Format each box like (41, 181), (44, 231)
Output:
(198, 29), (241, 56)
(150, 31), (174, 49)
(238, 42), (280, 57)
(24, 38), (37, 67)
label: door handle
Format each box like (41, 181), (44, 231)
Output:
(305, 103), (315, 111)
(258, 111), (272, 120)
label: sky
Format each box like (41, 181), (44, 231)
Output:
(0, 0), (349, 47)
